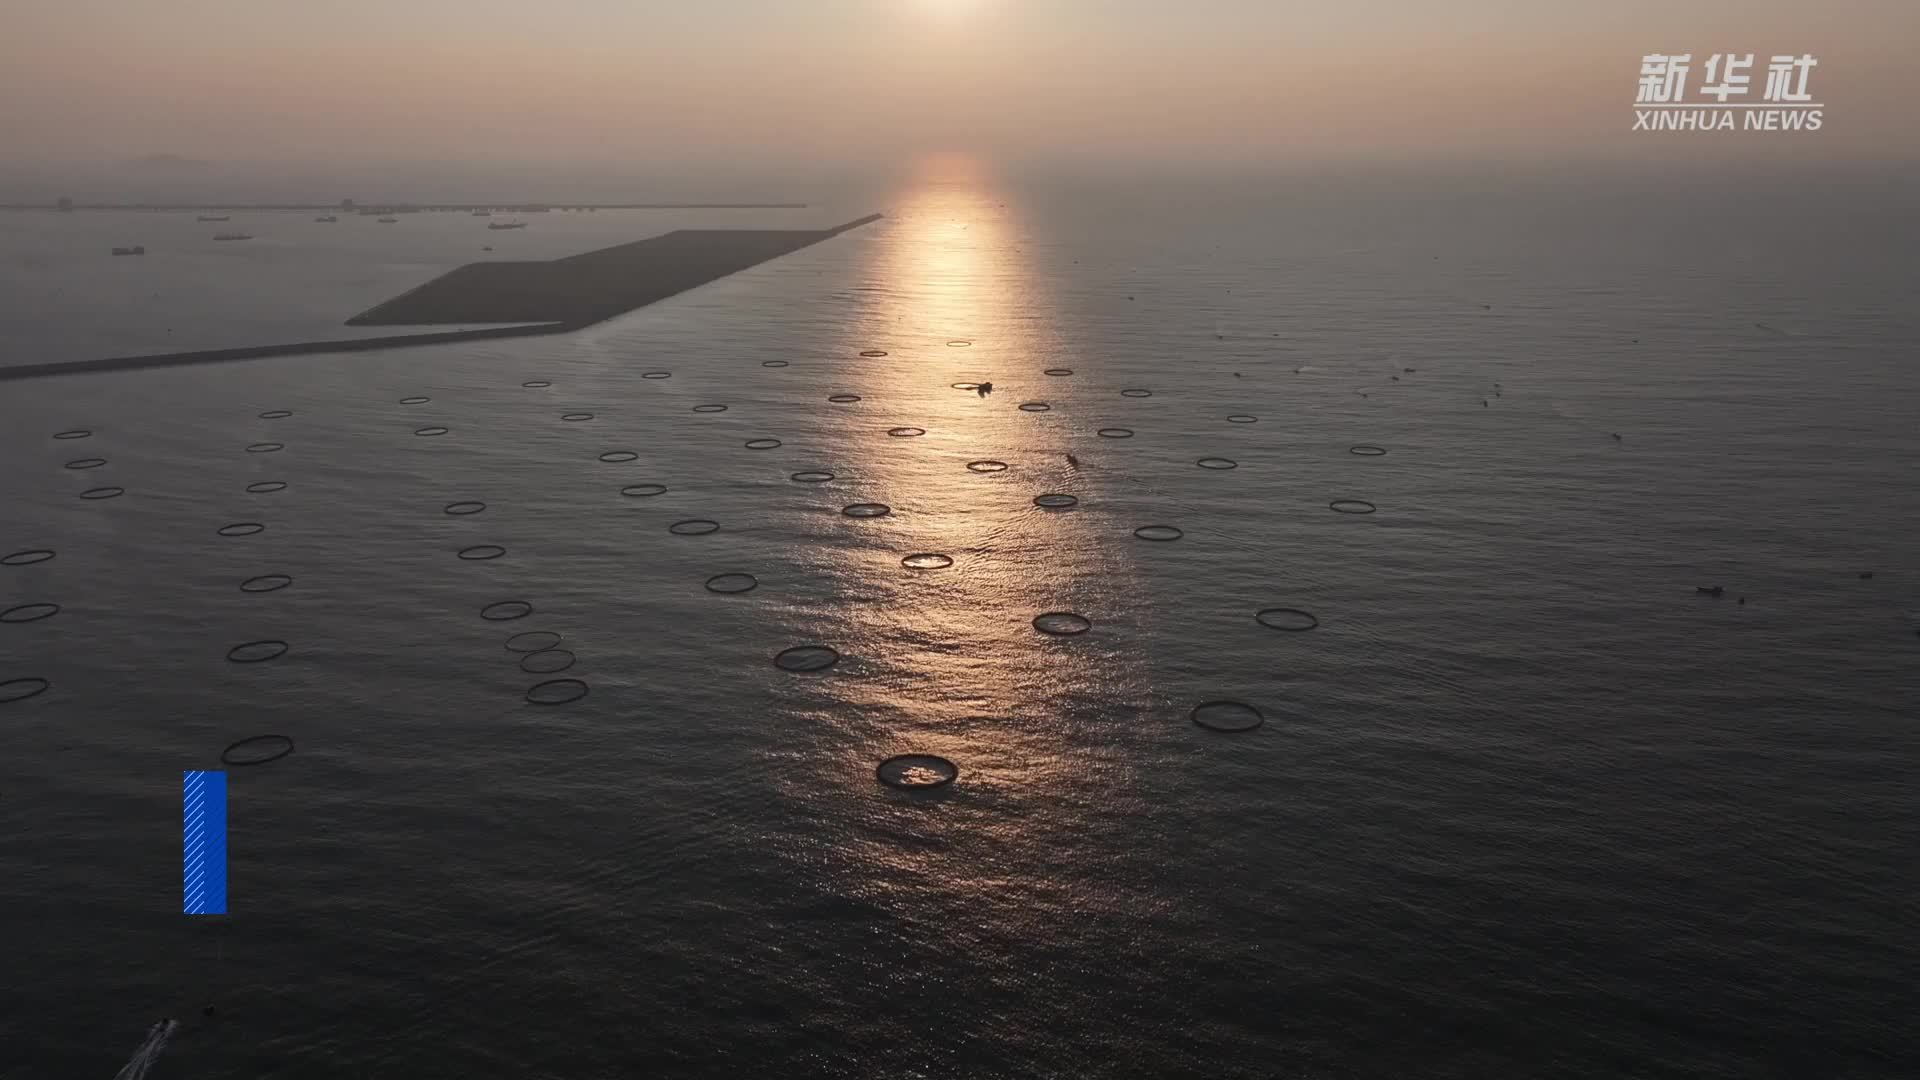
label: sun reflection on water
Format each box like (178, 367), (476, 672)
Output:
(762, 155), (1162, 918)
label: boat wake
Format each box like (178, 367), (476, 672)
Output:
(112, 1019), (179, 1080)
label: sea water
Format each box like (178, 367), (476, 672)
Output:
(1, 163), (1916, 1078)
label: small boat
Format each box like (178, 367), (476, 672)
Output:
(196, 215), (229, 222)
(111, 245), (146, 256)
(1695, 586), (1724, 597)
(487, 222), (527, 230)
(377, 217), (398, 223)
(314, 215), (337, 223)
(213, 233), (253, 241)
(471, 210), (492, 217)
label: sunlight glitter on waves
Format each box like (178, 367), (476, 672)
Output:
(861, 154), (1045, 356)
(752, 155), (1152, 907)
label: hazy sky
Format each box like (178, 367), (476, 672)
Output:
(5, 0), (1915, 189)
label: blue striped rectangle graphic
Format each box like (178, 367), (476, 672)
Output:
(183, 771), (227, 915)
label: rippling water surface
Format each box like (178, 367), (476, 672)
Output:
(2, 160), (1917, 1078)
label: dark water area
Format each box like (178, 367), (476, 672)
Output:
(1, 162), (1916, 1078)
(348, 215), (883, 328)
(0, 205), (844, 367)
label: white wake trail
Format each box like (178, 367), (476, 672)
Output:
(112, 1019), (179, 1080)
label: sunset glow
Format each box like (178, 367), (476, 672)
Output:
(4, 0), (1913, 189)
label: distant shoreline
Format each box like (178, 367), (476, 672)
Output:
(0, 203), (809, 211)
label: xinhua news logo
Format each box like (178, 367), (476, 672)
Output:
(1634, 54), (1823, 132)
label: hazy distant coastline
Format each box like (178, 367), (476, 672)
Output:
(1, 202), (809, 211)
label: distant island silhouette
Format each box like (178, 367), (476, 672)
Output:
(7, 201), (810, 212)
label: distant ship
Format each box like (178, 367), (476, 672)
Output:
(111, 245), (146, 256)
(196, 215), (229, 222)
(377, 217), (398, 223)
(213, 233), (253, 241)
(314, 215), (337, 222)
(472, 210), (492, 217)
(487, 222), (527, 230)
